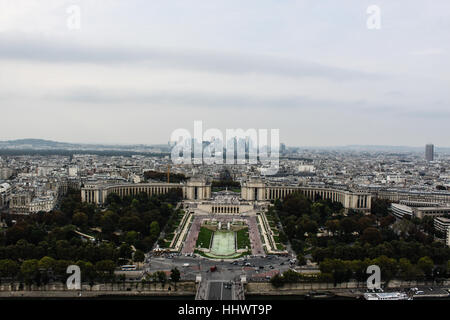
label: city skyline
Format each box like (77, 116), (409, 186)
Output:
(1, 1), (449, 146)
(0, 137), (449, 150)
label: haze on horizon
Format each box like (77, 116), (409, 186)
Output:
(0, 1), (449, 147)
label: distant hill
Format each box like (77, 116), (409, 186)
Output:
(0, 139), (79, 149)
(0, 139), (171, 153)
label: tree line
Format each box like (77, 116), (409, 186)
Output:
(0, 188), (183, 281)
(143, 170), (187, 183)
(272, 258), (450, 287)
(318, 256), (450, 284)
(273, 193), (450, 283)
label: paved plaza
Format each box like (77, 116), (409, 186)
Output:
(181, 216), (202, 254)
(180, 214), (265, 257)
(247, 216), (264, 256)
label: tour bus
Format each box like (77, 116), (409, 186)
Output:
(121, 265), (137, 271)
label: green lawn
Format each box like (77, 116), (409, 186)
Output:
(236, 228), (251, 249)
(196, 227), (213, 249)
(162, 240), (171, 248)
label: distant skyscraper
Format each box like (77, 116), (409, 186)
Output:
(425, 144), (434, 161)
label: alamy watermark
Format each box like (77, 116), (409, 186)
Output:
(66, 265), (81, 290)
(366, 265), (381, 289)
(366, 5), (381, 30)
(170, 121), (280, 175)
(66, 5), (81, 30)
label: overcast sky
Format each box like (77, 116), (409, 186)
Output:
(0, 0), (449, 147)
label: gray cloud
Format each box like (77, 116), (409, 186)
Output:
(43, 87), (399, 115)
(45, 87), (341, 108)
(1, 1), (449, 147)
(385, 91), (403, 97)
(0, 34), (383, 82)
(397, 109), (450, 119)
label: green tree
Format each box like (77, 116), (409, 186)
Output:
(53, 260), (73, 282)
(170, 267), (181, 283)
(417, 256), (434, 278)
(357, 217), (374, 234)
(339, 218), (358, 235)
(131, 199), (140, 210)
(371, 198), (391, 217)
(373, 255), (398, 282)
(380, 215), (395, 228)
(76, 260), (96, 284)
(420, 216), (435, 235)
(349, 259), (368, 282)
(119, 244), (133, 260)
(72, 212), (89, 228)
(150, 221), (160, 239)
(325, 220), (340, 236)
(319, 258), (351, 284)
(20, 259), (40, 285)
(124, 231), (139, 245)
(281, 193), (311, 216)
(101, 211), (120, 234)
(55, 239), (72, 260)
(270, 273), (284, 288)
(133, 250), (145, 263)
(296, 254), (306, 266)
(282, 269), (301, 283)
(398, 258), (414, 280)
(155, 271), (167, 284)
(0, 259), (19, 279)
(95, 260), (116, 281)
(119, 216), (142, 232)
(278, 231), (288, 244)
(38, 256), (56, 271)
(5, 222), (30, 245)
(301, 218), (318, 235)
(361, 227), (382, 245)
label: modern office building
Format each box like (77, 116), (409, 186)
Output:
(391, 203), (414, 219)
(0, 183), (11, 208)
(425, 144), (434, 161)
(391, 202), (450, 219)
(0, 167), (14, 180)
(447, 227), (450, 247)
(373, 188), (450, 204)
(433, 216), (450, 235)
(414, 206), (450, 219)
